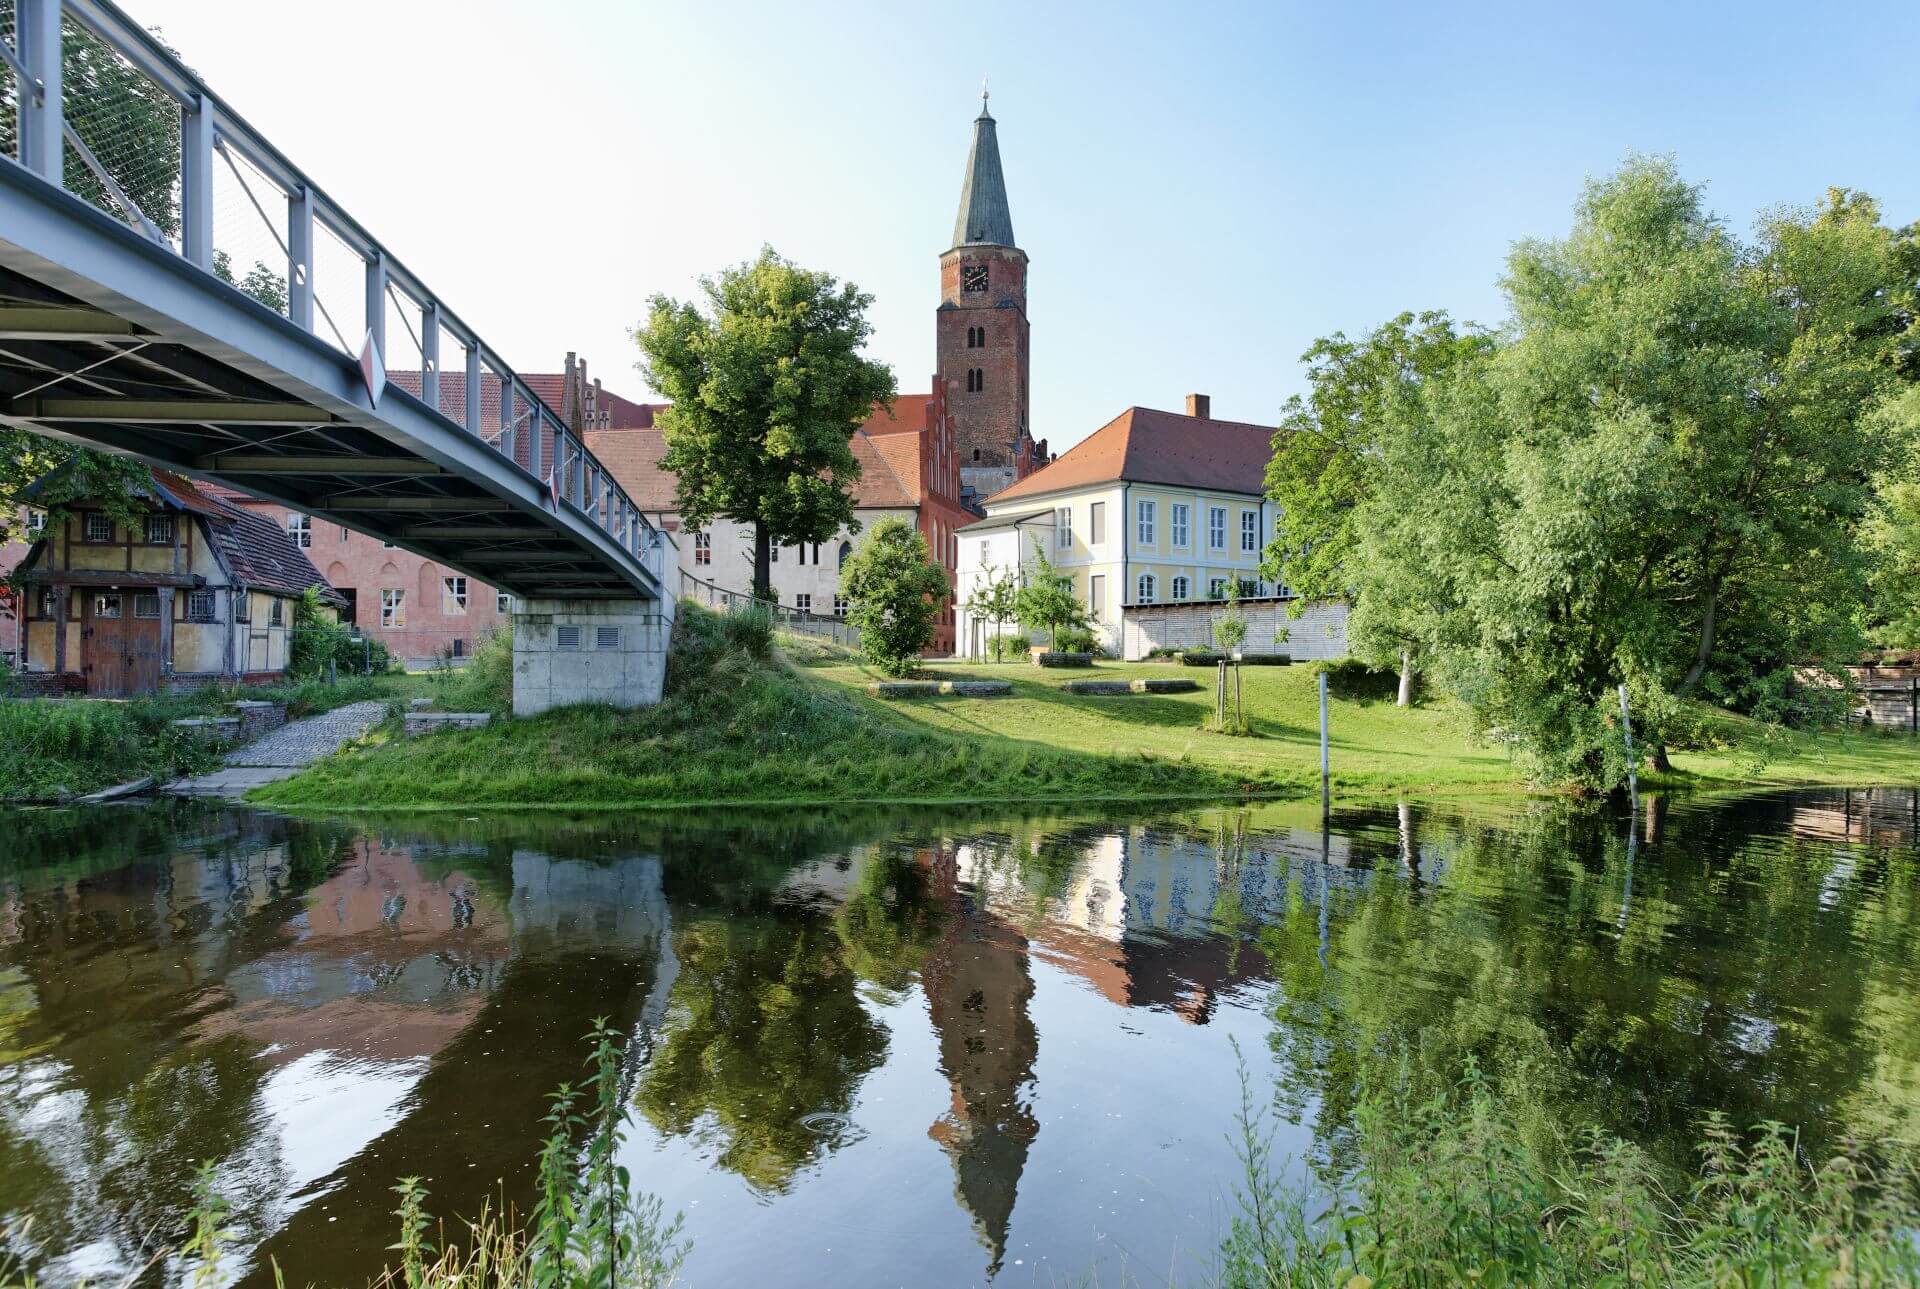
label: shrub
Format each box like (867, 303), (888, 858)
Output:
(1212, 583), (1249, 654)
(722, 603), (775, 661)
(1313, 656), (1398, 701)
(840, 517), (949, 677)
(290, 588), (394, 678)
(434, 629), (513, 713)
(987, 632), (1030, 662)
(1053, 627), (1098, 655)
(0, 697), (216, 799)
(1012, 538), (1088, 649)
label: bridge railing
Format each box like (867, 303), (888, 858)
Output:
(0, 0), (657, 572)
(680, 569), (862, 652)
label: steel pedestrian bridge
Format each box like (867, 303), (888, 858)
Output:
(0, 0), (666, 601)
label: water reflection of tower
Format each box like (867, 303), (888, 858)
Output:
(921, 843), (1039, 1279)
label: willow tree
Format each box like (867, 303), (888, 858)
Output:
(635, 248), (895, 602)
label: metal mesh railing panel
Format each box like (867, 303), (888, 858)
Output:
(59, 13), (181, 247)
(1, 1), (18, 165)
(309, 217), (366, 355)
(384, 278), (425, 391)
(210, 139), (290, 315)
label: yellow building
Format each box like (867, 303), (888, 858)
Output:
(9, 468), (343, 695)
(955, 396), (1349, 660)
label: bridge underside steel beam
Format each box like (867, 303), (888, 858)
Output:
(0, 164), (663, 602)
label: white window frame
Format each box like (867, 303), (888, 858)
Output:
(444, 576), (468, 615)
(1137, 499), (1155, 547)
(693, 530), (712, 566)
(288, 513), (311, 549)
(1171, 575), (1189, 601)
(1137, 573), (1155, 604)
(1241, 509), (1259, 553)
(795, 593), (812, 615)
(85, 512), (114, 543)
(144, 513), (174, 546)
(26, 509), (45, 534)
(381, 588), (404, 628)
(833, 595), (848, 617)
(186, 589), (217, 623)
(1209, 577), (1228, 601)
(1170, 503), (1188, 548)
(1208, 506), (1226, 551)
(1056, 507), (1072, 550)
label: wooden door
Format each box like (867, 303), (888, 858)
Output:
(126, 591), (164, 693)
(82, 590), (127, 695)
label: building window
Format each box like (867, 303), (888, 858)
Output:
(497, 591), (511, 614)
(33, 588), (53, 618)
(381, 588), (404, 628)
(84, 513), (114, 543)
(1209, 577), (1228, 601)
(1056, 507), (1072, 550)
(769, 542), (779, 563)
(93, 591), (122, 619)
(1089, 501), (1105, 546)
(972, 448), (981, 462)
(452, 638), (466, 657)
(1137, 573), (1155, 604)
(187, 589), (217, 623)
(235, 589), (251, 623)
(795, 593), (812, 614)
(967, 325), (985, 348)
(961, 264), (988, 293)
(288, 513), (311, 548)
(1239, 577), (1260, 597)
(1136, 499), (1155, 546)
(797, 542), (822, 566)
(1208, 506), (1226, 551)
(693, 530), (712, 566)
(1241, 510), (1259, 553)
(1171, 575), (1190, 601)
(966, 368), (984, 393)
(26, 509), (45, 534)
(1088, 574), (1105, 623)
(833, 595), (848, 616)
(144, 514), (174, 545)
(596, 626), (620, 649)
(340, 525), (351, 543)
(1171, 503), (1190, 547)
(444, 576), (468, 615)
(134, 591), (161, 619)
(838, 540), (853, 569)
(556, 624), (582, 649)
(270, 597), (285, 626)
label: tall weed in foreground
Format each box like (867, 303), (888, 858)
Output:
(1217, 1048), (1920, 1287)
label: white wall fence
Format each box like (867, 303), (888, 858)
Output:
(1117, 598), (1349, 662)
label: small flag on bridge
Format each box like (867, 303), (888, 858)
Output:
(358, 330), (386, 408)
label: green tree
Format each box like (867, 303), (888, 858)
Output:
(964, 564), (1020, 661)
(1261, 312), (1492, 705)
(1012, 538), (1088, 650)
(839, 517), (949, 676)
(1335, 160), (1911, 787)
(634, 247), (896, 601)
(1212, 580), (1249, 653)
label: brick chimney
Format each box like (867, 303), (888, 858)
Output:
(1185, 393), (1211, 419)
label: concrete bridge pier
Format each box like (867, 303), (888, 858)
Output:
(511, 596), (675, 716)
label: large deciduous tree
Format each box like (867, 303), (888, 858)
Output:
(634, 248), (896, 602)
(1307, 158), (1912, 788)
(1261, 311), (1492, 704)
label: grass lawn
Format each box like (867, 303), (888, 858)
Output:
(794, 652), (1920, 796)
(248, 608), (1920, 813)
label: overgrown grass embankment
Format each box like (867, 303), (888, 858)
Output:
(0, 672), (420, 801)
(252, 607), (1255, 811)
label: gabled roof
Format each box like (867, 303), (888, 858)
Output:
(861, 395), (930, 437)
(987, 406), (1275, 506)
(584, 423), (922, 513)
(952, 100), (1016, 250)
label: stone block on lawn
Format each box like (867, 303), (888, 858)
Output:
(939, 681), (1011, 697)
(1065, 679), (1134, 695)
(228, 699), (287, 741)
(172, 716), (241, 745)
(869, 681), (943, 698)
(1032, 651), (1095, 668)
(403, 711), (493, 737)
(1131, 678), (1201, 693)
(1177, 651), (1224, 667)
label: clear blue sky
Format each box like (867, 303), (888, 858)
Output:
(134, 0), (1920, 450)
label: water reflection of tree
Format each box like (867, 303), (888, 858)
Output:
(834, 845), (945, 994)
(636, 912), (888, 1193)
(1257, 795), (1920, 1181)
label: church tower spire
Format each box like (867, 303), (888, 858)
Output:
(951, 85), (1016, 250)
(938, 90), (1035, 500)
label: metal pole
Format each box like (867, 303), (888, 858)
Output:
(18, 0), (63, 184)
(181, 95), (216, 269)
(287, 186), (315, 331)
(1910, 675), (1916, 736)
(1319, 670), (1330, 816)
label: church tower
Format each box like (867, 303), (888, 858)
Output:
(939, 89), (1037, 500)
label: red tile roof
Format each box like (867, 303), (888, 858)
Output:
(860, 394), (930, 437)
(586, 425), (919, 513)
(384, 371), (662, 431)
(988, 406), (1275, 505)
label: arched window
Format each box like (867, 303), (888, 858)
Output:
(837, 540), (853, 570)
(972, 447), (981, 461)
(1171, 575), (1189, 601)
(966, 368), (984, 393)
(1137, 573), (1156, 604)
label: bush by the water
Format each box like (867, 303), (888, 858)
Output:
(1219, 1057), (1920, 1286)
(290, 587), (394, 677)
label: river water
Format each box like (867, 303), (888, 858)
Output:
(1, 789), (1916, 1286)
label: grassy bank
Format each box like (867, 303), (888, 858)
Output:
(0, 672), (424, 801)
(252, 607), (1920, 812)
(253, 608), (1253, 811)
